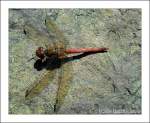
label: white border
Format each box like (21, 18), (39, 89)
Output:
(1, 1), (149, 122)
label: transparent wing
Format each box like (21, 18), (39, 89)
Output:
(25, 70), (55, 100)
(45, 16), (68, 52)
(54, 61), (73, 113)
(24, 23), (54, 48)
(45, 17), (73, 113)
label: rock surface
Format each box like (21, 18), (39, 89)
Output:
(9, 9), (141, 114)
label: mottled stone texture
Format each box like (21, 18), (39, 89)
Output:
(9, 9), (141, 114)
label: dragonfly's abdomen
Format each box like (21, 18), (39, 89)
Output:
(65, 47), (109, 54)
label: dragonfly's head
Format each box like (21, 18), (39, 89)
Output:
(36, 47), (45, 59)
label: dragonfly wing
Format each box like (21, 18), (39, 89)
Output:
(24, 23), (53, 47)
(45, 17), (68, 50)
(25, 70), (55, 100)
(45, 16), (73, 113)
(54, 61), (73, 113)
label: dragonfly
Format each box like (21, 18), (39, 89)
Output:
(23, 16), (109, 113)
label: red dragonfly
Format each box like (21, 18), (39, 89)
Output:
(23, 16), (108, 113)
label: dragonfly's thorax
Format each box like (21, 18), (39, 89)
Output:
(44, 49), (58, 58)
(45, 47), (65, 59)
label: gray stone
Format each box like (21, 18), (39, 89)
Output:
(9, 9), (141, 114)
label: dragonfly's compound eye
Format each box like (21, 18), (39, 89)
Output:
(36, 47), (45, 59)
